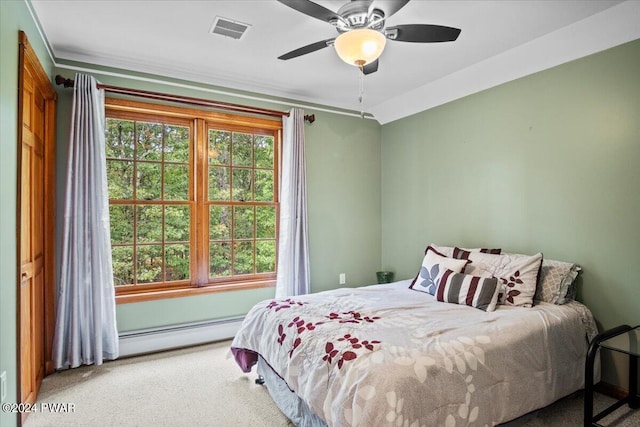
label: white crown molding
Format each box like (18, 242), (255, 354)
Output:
(370, 0), (640, 125)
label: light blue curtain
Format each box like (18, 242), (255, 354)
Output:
(276, 108), (310, 297)
(52, 73), (119, 369)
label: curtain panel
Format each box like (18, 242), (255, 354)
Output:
(52, 73), (119, 369)
(276, 108), (311, 297)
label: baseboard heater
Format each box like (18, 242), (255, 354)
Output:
(118, 316), (245, 357)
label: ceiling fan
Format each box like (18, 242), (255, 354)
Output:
(277, 0), (461, 75)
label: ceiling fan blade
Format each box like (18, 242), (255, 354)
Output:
(278, 39), (335, 60)
(386, 24), (461, 43)
(277, 0), (341, 23)
(382, 0), (411, 18)
(362, 59), (379, 75)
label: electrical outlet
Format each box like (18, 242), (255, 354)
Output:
(1, 370), (6, 403)
(339, 273), (346, 285)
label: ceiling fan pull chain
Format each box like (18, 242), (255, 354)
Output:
(358, 67), (365, 118)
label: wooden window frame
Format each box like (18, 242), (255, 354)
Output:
(105, 98), (281, 304)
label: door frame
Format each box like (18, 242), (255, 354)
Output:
(16, 30), (57, 423)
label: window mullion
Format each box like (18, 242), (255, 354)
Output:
(226, 176), (232, 281)
(132, 121), (138, 285)
(194, 118), (208, 286)
(251, 135), (256, 275)
(161, 123), (166, 283)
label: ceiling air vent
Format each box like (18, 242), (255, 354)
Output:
(210, 16), (251, 40)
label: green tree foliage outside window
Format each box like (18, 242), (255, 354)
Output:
(208, 129), (277, 280)
(105, 113), (278, 291)
(106, 118), (191, 286)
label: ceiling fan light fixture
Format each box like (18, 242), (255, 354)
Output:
(334, 28), (386, 67)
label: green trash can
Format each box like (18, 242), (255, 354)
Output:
(376, 271), (394, 284)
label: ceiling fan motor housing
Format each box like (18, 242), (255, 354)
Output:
(334, 2), (385, 33)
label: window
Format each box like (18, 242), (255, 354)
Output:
(105, 99), (281, 302)
(207, 128), (278, 280)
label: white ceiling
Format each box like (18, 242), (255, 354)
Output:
(30, 0), (640, 123)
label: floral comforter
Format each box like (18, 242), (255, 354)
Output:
(231, 281), (596, 427)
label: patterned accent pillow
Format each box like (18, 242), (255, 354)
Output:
(559, 275), (580, 304)
(436, 270), (501, 312)
(535, 259), (581, 304)
(409, 246), (469, 295)
(463, 252), (544, 307)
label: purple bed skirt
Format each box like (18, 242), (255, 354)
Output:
(230, 347), (258, 373)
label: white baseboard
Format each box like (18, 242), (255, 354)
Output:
(118, 316), (244, 357)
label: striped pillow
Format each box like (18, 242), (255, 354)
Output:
(429, 245), (501, 258)
(436, 269), (501, 312)
(452, 247), (501, 259)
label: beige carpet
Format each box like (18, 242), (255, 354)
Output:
(25, 340), (639, 427)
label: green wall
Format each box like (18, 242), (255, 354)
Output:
(305, 110), (382, 292)
(53, 64), (382, 331)
(0, 2), (55, 426)
(381, 38), (640, 386)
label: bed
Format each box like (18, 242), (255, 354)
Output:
(231, 246), (597, 426)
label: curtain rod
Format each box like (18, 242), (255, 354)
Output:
(55, 75), (316, 123)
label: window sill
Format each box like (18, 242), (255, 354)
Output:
(115, 279), (275, 304)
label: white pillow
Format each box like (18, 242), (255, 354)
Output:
(410, 246), (469, 295)
(464, 252), (543, 307)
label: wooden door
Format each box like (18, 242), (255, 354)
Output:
(17, 31), (56, 424)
